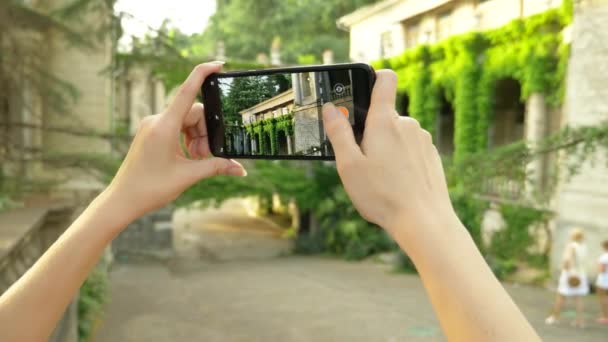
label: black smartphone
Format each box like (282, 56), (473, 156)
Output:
(201, 63), (375, 160)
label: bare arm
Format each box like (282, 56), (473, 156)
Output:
(0, 62), (247, 341)
(322, 70), (540, 341)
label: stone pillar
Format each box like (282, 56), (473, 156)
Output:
(552, 0), (608, 278)
(271, 37), (281, 66)
(322, 50), (334, 65)
(216, 41), (226, 61)
(524, 92), (548, 198)
(287, 134), (293, 154)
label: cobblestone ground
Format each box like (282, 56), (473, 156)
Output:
(94, 257), (607, 342)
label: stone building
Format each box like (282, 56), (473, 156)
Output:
(235, 71), (354, 156)
(0, 0), (167, 193)
(1, 0), (114, 197)
(338, 0), (563, 63)
(551, 0), (608, 279)
(338, 0), (608, 278)
(113, 64), (166, 138)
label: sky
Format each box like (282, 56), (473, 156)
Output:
(114, 0), (216, 48)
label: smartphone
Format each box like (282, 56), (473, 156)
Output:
(201, 63), (375, 160)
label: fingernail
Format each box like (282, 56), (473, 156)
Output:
(227, 159), (247, 176)
(227, 167), (247, 177)
(209, 60), (226, 65)
(322, 102), (339, 121)
(228, 159), (243, 168)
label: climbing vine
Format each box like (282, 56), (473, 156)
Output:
(243, 113), (294, 155)
(372, 5), (572, 162)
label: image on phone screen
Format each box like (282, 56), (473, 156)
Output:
(214, 69), (357, 158)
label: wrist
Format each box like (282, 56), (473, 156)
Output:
(89, 187), (140, 234)
(386, 208), (469, 259)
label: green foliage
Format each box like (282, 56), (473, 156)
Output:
(295, 187), (394, 260)
(78, 267), (108, 342)
(394, 251), (417, 273)
(203, 0), (381, 64)
(297, 54), (319, 65)
(243, 114), (295, 155)
(374, 8), (571, 162)
(487, 257), (518, 279)
(221, 74), (291, 123)
(450, 188), (487, 248)
(490, 204), (549, 260)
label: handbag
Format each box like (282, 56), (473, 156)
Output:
(567, 245), (582, 288)
(567, 274), (581, 287)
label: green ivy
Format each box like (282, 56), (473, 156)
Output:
(373, 7), (571, 162)
(244, 113), (294, 155)
(78, 267), (108, 342)
(490, 204), (550, 262)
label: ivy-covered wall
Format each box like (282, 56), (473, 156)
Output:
(244, 113), (294, 155)
(372, 4), (572, 163)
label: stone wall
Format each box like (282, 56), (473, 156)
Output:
(112, 206), (174, 260)
(294, 108), (323, 155)
(552, 0), (608, 277)
(344, 0), (563, 62)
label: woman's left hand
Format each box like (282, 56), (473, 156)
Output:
(106, 62), (246, 219)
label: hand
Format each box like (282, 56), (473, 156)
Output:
(322, 70), (453, 235)
(106, 62), (247, 218)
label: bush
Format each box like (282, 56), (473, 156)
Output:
(395, 250), (417, 273)
(78, 267), (108, 342)
(295, 187), (394, 260)
(450, 188), (487, 248)
(490, 204), (548, 261)
(486, 256), (518, 279)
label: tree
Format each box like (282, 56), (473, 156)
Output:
(221, 74), (292, 123)
(203, 0), (382, 63)
(1, 0), (119, 201)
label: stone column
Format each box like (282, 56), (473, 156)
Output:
(524, 92), (548, 198)
(552, 0), (608, 278)
(287, 134), (293, 154)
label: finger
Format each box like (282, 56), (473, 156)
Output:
(164, 62), (224, 125)
(368, 70), (398, 123)
(181, 157), (247, 184)
(182, 103), (209, 158)
(322, 102), (362, 163)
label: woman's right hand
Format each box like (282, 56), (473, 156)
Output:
(322, 70), (455, 237)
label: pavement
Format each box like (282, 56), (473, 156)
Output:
(94, 257), (607, 342)
(94, 200), (608, 341)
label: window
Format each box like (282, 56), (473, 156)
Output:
(405, 23), (420, 49)
(380, 30), (393, 58)
(437, 11), (452, 41)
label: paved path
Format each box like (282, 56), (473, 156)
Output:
(95, 257), (607, 342)
(171, 199), (292, 261)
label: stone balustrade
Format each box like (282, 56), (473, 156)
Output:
(0, 204), (79, 342)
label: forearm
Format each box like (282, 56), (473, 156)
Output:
(0, 189), (133, 341)
(390, 212), (540, 342)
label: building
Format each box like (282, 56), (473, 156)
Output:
(1, 0), (115, 198)
(338, 0), (563, 63)
(339, 0), (608, 279)
(232, 71), (354, 157)
(0, 0), (166, 193)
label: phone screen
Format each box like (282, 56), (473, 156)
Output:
(203, 65), (373, 159)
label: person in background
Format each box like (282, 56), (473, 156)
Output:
(546, 228), (589, 327)
(596, 240), (608, 324)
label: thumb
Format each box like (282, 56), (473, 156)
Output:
(322, 103), (361, 161)
(182, 157), (247, 183)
